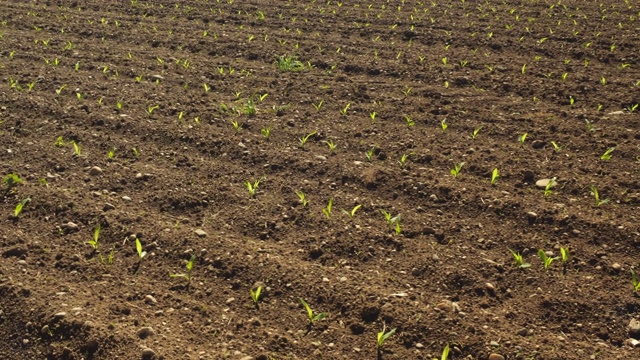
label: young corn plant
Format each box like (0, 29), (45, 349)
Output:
(632, 270), (640, 293)
(590, 185), (609, 206)
(339, 103), (351, 116)
(295, 190), (309, 206)
(322, 198), (333, 219)
(377, 324), (397, 353)
(300, 298), (327, 326)
(440, 118), (448, 132)
(538, 249), (558, 270)
(365, 147), (376, 161)
(312, 100), (324, 111)
(250, 286), (262, 308)
(342, 204), (362, 219)
(2, 173), (23, 195)
(323, 139), (337, 152)
(551, 141), (563, 152)
(261, 127), (272, 141)
(439, 344), (450, 360)
(135, 238), (147, 262)
(518, 132), (528, 144)
(88, 224), (101, 252)
(398, 153), (412, 168)
(543, 177), (557, 197)
(71, 141), (81, 156)
(299, 131), (316, 147)
(509, 249), (531, 268)
(450, 162), (464, 178)
(404, 115), (415, 127)
(14, 197), (30, 218)
(491, 168), (500, 185)
(600, 147), (615, 160)
(170, 254), (196, 287)
(472, 126), (482, 139)
(244, 178), (264, 198)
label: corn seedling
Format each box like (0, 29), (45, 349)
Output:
(450, 162), (464, 178)
(135, 238), (147, 261)
(322, 198), (333, 219)
(472, 126), (482, 139)
(398, 153), (411, 168)
(71, 141), (81, 156)
(365, 147), (376, 161)
(538, 249), (557, 270)
(402, 87), (412, 97)
(600, 147), (615, 160)
(300, 298), (327, 324)
(250, 286), (262, 307)
(55, 84), (66, 96)
(590, 185), (609, 206)
(88, 224), (101, 251)
(628, 104), (639, 113)
(170, 254), (196, 286)
(295, 190), (309, 206)
(560, 247), (569, 263)
(299, 131), (316, 147)
(14, 197), (30, 218)
(404, 115), (415, 127)
(439, 344), (450, 360)
(518, 132), (528, 144)
(380, 210), (401, 227)
(244, 178), (263, 198)
(261, 127), (272, 141)
(146, 105), (159, 116)
(632, 270), (640, 293)
(551, 141), (563, 152)
(510, 249), (531, 268)
(231, 120), (243, 133)
(377, 324), (396, 351)
(440, 118), (448, 132)
(323, 139), (337, 151)
(585, 120), (596, 132)
(370, 111), (377, 123)
(339, 103), (351, 116)
(539, 176), (555, 196)
(312, 100), (324, 111)
(491, 168), (499, 185)
(342, 204), (362, 218)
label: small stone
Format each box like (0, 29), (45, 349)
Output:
(41, 325), (50, 335)
(88, 166), (103, 176)
(628, 338), (640, 347)
(535, 178), (557, 189)
(54, 312), (66, 319)
(611, 263), (622, 271)
(144, 295), (157, 304)
(137, 326), (155, 339)
(135, 173), (144, 179)
(517, 328), (529, 336)
(315, 155), (327, 161)
(150, 74), (164, 80)
(526, 211), (538, 219)
(531, 140), (545, 149)
(415, 343), (424, 349)
(489, 354), (505, 360)
(121, 196), (132, 201)
(194, 229), (207, 238)
(64, 222), (79, 231)
(628, 318), (640, 339)
(103, 203), (116, 211)
(486, 283), (495, 291)
(339, 276), (347, 282)
(435, 300), (453, 312)
(226, 297), (235, 304)
(141, 347), (156, 359)
(608, 110), (626, 115)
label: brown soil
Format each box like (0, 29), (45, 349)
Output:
(1, 1), (639, 359)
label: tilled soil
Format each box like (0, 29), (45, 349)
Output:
(0, 1), (639, 359)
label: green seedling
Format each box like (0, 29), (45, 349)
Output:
(370, 111), (377, 123)
(250, 286), (262, 307)
(600, 147), (615, 160)
(404, 115), (415, 127)
(365, 147), (376, 161)
(88, 224), (101, 251)
(323, 139), (337, 151)
(107, 147), (116, 159)
(342, 204), (362, 218)
(300, 298), (327, 324)
(543, 177), (557, 197)
(53, 136), (66, 146)
(243, 98), (256, 117)
(450, 162), (464, 178)
(299, 131), (316, 147)
(518, 132), (528, 144)
(491, 168), (500, 185)
(257, 93), (268, 102)
(394, 219), (402, 235)
(590, 185), (609, 206)
(146, 105), (159, 116)
(402, 87), (412, 97)
(509, 249), (531, 268)
(170, 254), (196, 286)
(322, 198), (333, 219)
(261, 127), (272, 140)
(377, 324), (397, 350)
(295, 190), (309, 206)
(312, 100), (324, 111)
(538, 249), (558, 270)
(55, 84), (66, 96)
(135, 238), (147, 261)
(276, 54), (305, 71)
(560, 247), (569, 263)
(585, 120), (596, 132)
(551, 141), (563, 152)
(632, 270), (640, 293)
(398, 153), (412, 168)
(71, 141), (81, 156)
(3, 173), (23, 194)
(339, 103), (351, 116)
(244, 178), (263, 198)
(472, 126), (482, 139)
(14, 197), (30, 218)
(440, 118), (448, 132)
(231, 120), (243, 132)
(628, 104), (639, 113)
(439, 344), (450, 360)
(380, 210), (400, 227)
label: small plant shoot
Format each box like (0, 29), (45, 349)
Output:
(300, 298), (327, 324)
(170, 254), (196, 287)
